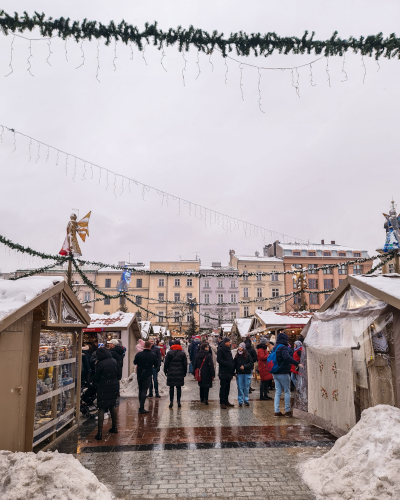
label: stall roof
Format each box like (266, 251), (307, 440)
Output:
(254, 310), (313, 328)
(140, 320), (152, 339)
(86, 312), (136, 330)
(320, 273), (400, 312)
(234, 318), (253, 337)
(221, 323), (233, 333)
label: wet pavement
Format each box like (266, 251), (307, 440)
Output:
(55, 361), (335, 499)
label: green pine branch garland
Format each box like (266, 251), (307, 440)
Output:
(9, 258), (69, 280)
(0, 10), (399, 59)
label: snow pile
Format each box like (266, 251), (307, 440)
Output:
(0, 450), (113, 500)
(0, 276), (64, 320)
(301, 405), (400, 500)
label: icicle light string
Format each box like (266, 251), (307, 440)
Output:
(0, 124), (306, 244)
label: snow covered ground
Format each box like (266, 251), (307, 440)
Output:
(0, 450), (113, 500)
(300, 405), (400, 500)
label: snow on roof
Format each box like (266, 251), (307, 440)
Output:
(200, 266), (238, 272)
(88, 312), (135, 329)
(140, 320), (152, 339)
(351, 274), (400, 303)
(234, 318), (253, 337)
(221, 322), (233, 333)
(279, 243), (366, 253)
(255, 310), (313, 327)
(0, 276), (64, 321)
(152, 325), (167, 335)
(234, 255), (283, 262)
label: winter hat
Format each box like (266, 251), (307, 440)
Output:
(223, 337), (231, 344)
(174, 339), (181, 345)
(238, 342), (246, 349)
(136, 339), (145, 353)
(107, 339), (119, 346)
(260, 337), (268, 345)
(294, 340), (303, 348)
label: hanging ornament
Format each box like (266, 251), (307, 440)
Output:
(383, 201), (400, 252)
(59, 211), (91, 257)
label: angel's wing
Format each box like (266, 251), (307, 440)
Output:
(77, 211), (91, 242)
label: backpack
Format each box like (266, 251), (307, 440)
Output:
(195, 357), (206, 382)
(267, 345), (284, 374)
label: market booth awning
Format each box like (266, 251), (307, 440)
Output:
(0, 276), (90, 452)
(84, 312), (141, 379)
(249, 310), (313, 335)
(293, 273), (400, 438)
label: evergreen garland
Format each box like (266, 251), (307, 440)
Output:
(1, 10), (399, 59)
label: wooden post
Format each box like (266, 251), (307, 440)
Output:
(67, 256), (72, 288)
(24, 320), (41, 452)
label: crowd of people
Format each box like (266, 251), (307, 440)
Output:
(82, 331), (304, 439)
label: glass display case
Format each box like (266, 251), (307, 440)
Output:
(33, 329), (77, 446)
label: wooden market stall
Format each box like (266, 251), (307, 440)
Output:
(249, 310), (313, 345)
(84, 312), (141, 379)
(0, 276), (90, 452)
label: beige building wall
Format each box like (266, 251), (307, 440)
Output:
(148, 261), (200, 333)
(229, 251), (285, 317)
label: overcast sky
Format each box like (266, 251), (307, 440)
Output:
(1, 0), (399, 272)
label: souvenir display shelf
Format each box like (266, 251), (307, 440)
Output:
(33, 329), (78, 446)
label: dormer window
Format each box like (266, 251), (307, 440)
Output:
(308, 252), (316, 256)
(354, 252), (361, 258)
(293, 251), (301, 256)
(338, 252), (346, 257)
(323, 252), (331, 257)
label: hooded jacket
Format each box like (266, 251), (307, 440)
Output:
(290, 346), (303, 373)
(110, 345), (125, 380)
(234, 349), (254, 375)
(244, 338), (257, 364)
(189, 339), (201, 363)
(134, 349), (158, 381)
(193, 349), (215, 388)
(92, 347), (119, 409)
(150, 344), (162, 370)
(164, 345), (188, 387)
(257, 343), (273, 381)
(217, 344), (235, 380)
(273, 333), (299, 375)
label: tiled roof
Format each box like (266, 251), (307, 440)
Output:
(279, 243), (366, 252)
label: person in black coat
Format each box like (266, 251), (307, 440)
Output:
(108, 339), (124, 379)
(234, 343), (254, 407)
(244, 338), (257, 393)
(193, 343), (215, 404)
(92, 347), (119, 440)
(164, 340), (187, 408)
(134, 341), (158, 414)
(81, 345), (91, 386)
(217, 337), (235, 409)
(148, 339), (162, 398)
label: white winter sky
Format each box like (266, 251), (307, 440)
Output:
(1, 0), (399, 272)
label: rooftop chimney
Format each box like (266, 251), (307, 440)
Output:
(255, 251), (260, 257)
(321, 240), (324, 245)
(331, 240), (336, 245)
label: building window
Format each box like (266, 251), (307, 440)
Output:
(293, 279), (298, 290)
(293, 294), (301, 305)
(292, 264), (302, 269)
(271, 274), (278, 281)
(257, 288), (263, 298)
(309, 293), (319, 305)
(309, 279), (318, 289)
(293, 251), (301, 256)
(353, 265), (363, 275)
(158, 292), (165, 302)
(158, 278), (165, 287)
(243, 306), (249, 317)
(174, 311), (181, 323)
(84, 292), (91, 301)
(308, 251), (316, 256)
(271, 306), (279, 311)
(231, 280), (236, 288)
(187, 278), (193, 287)
(174, 293), (180, 303)
(204, 294), (210, 304)
(324, 294), (331, 301)
(231, 311), (237, 321)
(104, 297), (110, 305)
(204, 313), (210, 324)
(136, 279), (142, 288)
(258, 306), (263, 311)
(308, 264), (318, 274)
(272, 289), (279, 298)
(136, 296), (142, 305)
(230, 294), (236, 303)
(324, 279), (334, 289)
(323, 267), (333, 275)
(174, 279), (180, 287)
(186, 311), (193, 322)
(338, 265), (347, 275)
(218, 280), (223, 288)
(217, 293), (224, 304)
(243, 287), (249, 298)
(354, 252), (361, 258)
(323, 252), (331, 257)
(158, 311), (164, 322)
(256, 272), (262, 281)
(204, 280), (210, 288)
(105, 279), (111, 288)
(243, 271), (248, 281)
(339, 252), (346, 257)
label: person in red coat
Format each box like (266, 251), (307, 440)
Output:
(257, 337), (273, 400)
(291, 340), (303, 389)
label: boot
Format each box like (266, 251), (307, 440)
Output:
(139, 408), (149, 414)
(177, 401), (181, 408)
(95, 431), (102, 440)
(155, 393), (161, 399)
(225, 401), (234, 407)
(220, 404), (227, 409)
(148, 392), (153, 398)
(169, 402), (173, 409)
(109, 426), (118, 433)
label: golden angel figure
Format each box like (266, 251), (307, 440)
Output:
(59, 212), (91, 257)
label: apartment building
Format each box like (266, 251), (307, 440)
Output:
(147, 260), (200, 335)
(265, 240), (372, 311)
(229, 250), (285, 317)
(199, 263), (239, 329)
